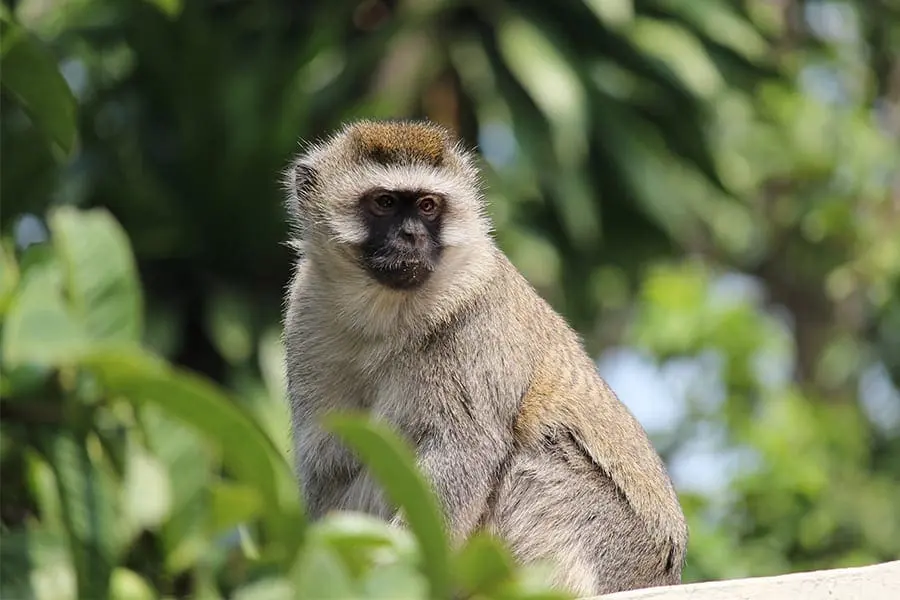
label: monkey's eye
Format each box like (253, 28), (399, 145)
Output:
(369, 193), (397, 216)
(417, 195), (440, 220)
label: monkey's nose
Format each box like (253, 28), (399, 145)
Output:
(398, 231), (426, 251)
(398, 221), (426, 247)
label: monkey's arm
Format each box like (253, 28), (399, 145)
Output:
(293, 423), (359, 519)
(421, 427), (511, 543)
(387, 384), (516, 545)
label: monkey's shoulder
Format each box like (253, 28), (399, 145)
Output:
(491, 267), (689, 561)
(513, 354), (689, 564)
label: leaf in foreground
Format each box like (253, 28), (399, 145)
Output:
(2, 260), (89, 367)
(326, 415), (451, 599)
(309, 511), (418, 578)
(49, 207), (143, 345)
(208, 480), (265, 534)
(358, 561), (429, 599)
(292, 544), (356, 599)
(82, 348), (305, 566)
(453, 532), (515, 595)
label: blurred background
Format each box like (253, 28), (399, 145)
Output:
(2, 0), (900, 596)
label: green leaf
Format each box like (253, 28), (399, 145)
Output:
(0, 240), (19, 316)
(585, 0), (634, 28)
(139, 405), (213, 574)
(49, 207), (143, 345)
(109, 568), (157, 600)
(0, 530), (37, 600)
(628, 17), (724, 99)
(49, 434), (119, 600)
(0, 16), (77, 154)
(123, 444), (172, 531)
(650, 0), (768, 61)
(453, 532), (515, 595)
(231, 577), (293, 600)
(326, 415), (451, 599)
(0, 363), (53, 400)
(311, 511), (418, 578)
(82, 348), (305, 566)
(142, 0), (184, 20)
(208, 480), (265, 534)
(2, 258), (90, 367)
(492, 558), (573, 600)
(358, 561), (429, 599)
(0, 528), (77, 600)
(25, 450), (65, 533)
(292, 543), (357, 599)
(17, 239), (57, 277)
(497, 16), (588, 168)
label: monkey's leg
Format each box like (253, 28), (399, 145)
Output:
(485, 445), (680, 596)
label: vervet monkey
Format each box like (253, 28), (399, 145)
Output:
(282, 119), (688, 595)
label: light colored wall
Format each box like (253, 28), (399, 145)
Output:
(590, 560), (900, 600)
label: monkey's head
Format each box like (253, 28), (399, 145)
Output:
(284, 119), (493, 292)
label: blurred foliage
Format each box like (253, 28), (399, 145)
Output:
(0, 207), (568, 598)
(2, 0), (900, 597)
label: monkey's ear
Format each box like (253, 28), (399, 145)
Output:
(285, 158), (318, 222)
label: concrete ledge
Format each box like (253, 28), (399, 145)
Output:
(594, 560), (900, 599)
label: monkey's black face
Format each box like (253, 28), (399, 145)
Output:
(357, 188), (445, 290)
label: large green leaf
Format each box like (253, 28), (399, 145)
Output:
(1, 258), (90, 368)
(109, 568), (157, 600)
(3, 207), (142, 369)
(231, 577), (293, 600)
(0, 15), (77, 155)
(326, 415), (451, 599)
(309, 512), (418, 579)
(208, 480), (264, 534)
(491, 560), (573, 600)
(81, 348), (305, 566)
(49, 207), (143, 345)
(291, 543), (357, 599)
(453, 532), (516, 596)
(358, 561), (429, 599)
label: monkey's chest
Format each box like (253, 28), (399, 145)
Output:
(300, 365), (424, 457)
(299, 370), (426, 517)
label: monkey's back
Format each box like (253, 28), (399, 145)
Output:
(478, 256), (688, 595)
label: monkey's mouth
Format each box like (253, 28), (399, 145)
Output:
(362, 253), (436, 290)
